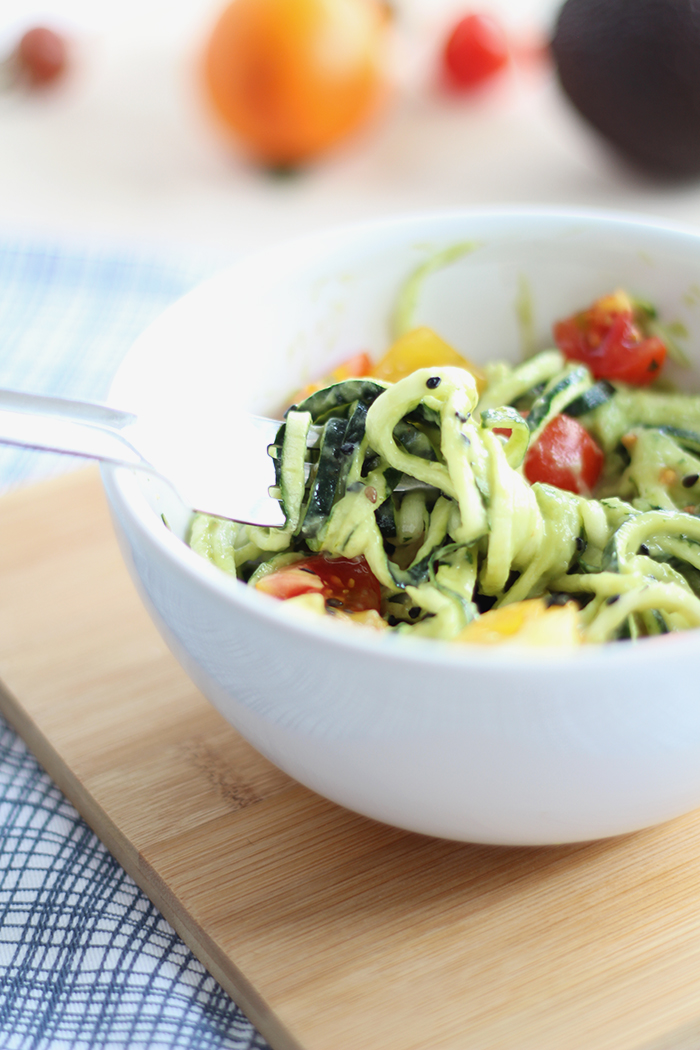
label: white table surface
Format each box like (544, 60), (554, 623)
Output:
(4, 0), (700, 264)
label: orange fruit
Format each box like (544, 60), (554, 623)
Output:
(203, 0), (390, 166)
(552, 0), (700, 177)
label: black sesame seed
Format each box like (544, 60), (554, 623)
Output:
(426, 376), (441, 389)
(638, 543), (650, 556)
(683, 473), (700, 488)
(606, 594), (620, 605)
(339, 442), (355, 457)
(575, 536), (587, 552)
(326, 597), (344, 609)
(408, 606), (421, 619)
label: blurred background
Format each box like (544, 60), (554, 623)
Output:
(4, 0), (700, 264)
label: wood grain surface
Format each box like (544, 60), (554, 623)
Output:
(2, 467), (700, 1050)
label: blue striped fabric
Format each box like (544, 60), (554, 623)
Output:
(0, 240), (220, 489)
(0, 241), (271, 1050)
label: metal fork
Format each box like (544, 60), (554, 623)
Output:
(0, 389), (435, 526)
(0, 388), (290, 526)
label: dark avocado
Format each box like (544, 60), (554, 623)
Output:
(552, 0), (700, 178)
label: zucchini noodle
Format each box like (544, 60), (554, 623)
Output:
(189, 294), (700, 646)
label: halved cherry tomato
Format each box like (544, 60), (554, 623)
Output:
(524, 414), (604, 495)
(256, 553), (381, 611)
(553, 291), (667, 386)
(442, 12), (510, 91)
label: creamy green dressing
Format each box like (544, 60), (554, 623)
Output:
(189, 343), (700, 644)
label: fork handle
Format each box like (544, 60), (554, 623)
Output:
(0, 389), (144, 468)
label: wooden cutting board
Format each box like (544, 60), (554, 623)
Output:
(4, 467), (700, 1050)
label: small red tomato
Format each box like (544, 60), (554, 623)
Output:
(256, 553), (381, 612)
(524, 414), (604, 495)
(332, 351), (373, 379)
(17, 27), (67, 86)
(553, 292), (667, 386)
(442, 12), (510, 91)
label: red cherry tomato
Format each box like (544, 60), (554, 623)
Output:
(17, 27), (67, 86)
(553, 293), (667, 386)
(332, 350), (373, 379)
(524, 414), (604, 495)
(256, 553), (381, 612)
(442, 12), (510, 91)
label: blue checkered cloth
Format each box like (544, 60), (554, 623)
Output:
(0, 241), (271, 1050)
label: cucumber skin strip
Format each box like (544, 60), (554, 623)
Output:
(584, 582), (700, 644)
(564, 381), (615, 418)
(300, 416), (348, 539)
(527, 365), (594, 444)
(295, 378), (387, 421)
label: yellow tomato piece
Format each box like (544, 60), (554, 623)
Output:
(371, 327), (486, 390)
(455, 598), (581, 647)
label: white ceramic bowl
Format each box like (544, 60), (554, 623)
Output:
(103, 208), (700, 846)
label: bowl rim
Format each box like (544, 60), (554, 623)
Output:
(104, 204), (700, 673)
